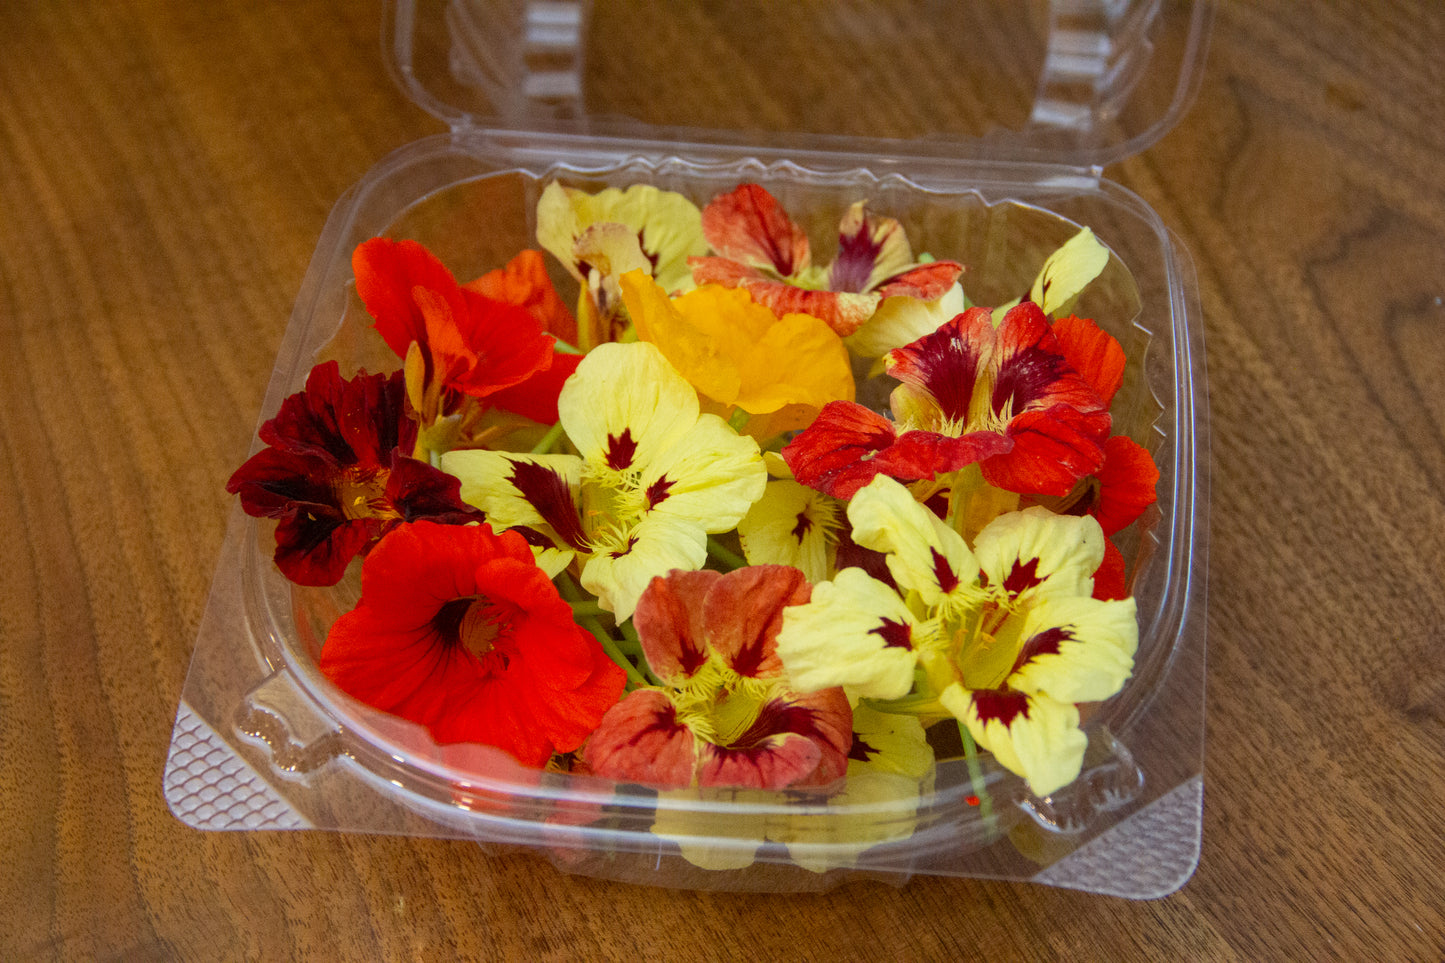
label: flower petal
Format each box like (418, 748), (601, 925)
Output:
(972, 507), (1105, 603)
(845, 283), (966, 359)
(558, 341), (700, 474)
(584, 689), (698, 787)
(940, 685), (1088, 797)
(776, 567), (921, 699)
(846, 475), (978, 607)
(701, 565), (810, 680)
(699, 183), (811, 277)
(737, 480), (839, 583)
(1010, 594), (1138, 704)
(1050, 314), (1125, 408)
(632, 568), (718, 683)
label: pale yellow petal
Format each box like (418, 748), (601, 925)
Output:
(1028, 227), (1111, 318)
(1010, 595), (1138, 704)
(846, 475), (978, 608)
(775, 567), (920, 699)
(845, 282), (966, 359)
(737, 480), (838, 583)
(440, 449), (582, 529)
(580, 512), (707, 621)
(652, 788), (769, 871)
(940, 684), (1088, 797)
(971, 507), (1104, 602)
(558, 341), (699, 471)
(639, 413), (766, 533)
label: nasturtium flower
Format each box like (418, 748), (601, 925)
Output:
(351, 238), (572, 452)
(441, 342), (766, 620)
(584, 566), (853, 791)
(844, 281), (967, 360)
(776, 476), (1137, 797)
(226, 361), (481, 586)
(318, 521), (626, 767)
(536, 182), (707, 349)
(689, 184), (963, 338)
(736, 480), (842, 584)
(784, 301), (1112, 499)
(620, 270), (854, 435)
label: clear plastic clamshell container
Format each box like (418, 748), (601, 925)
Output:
(165, 0), (1211, 897)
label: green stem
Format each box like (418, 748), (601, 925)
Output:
(568, 600), (606, 618)
(552, 338), (582, 356)
(589, 620), (649, 689)
(530, 421), (565, 455)
(706, 536), (748, 571)
(958, 720), (996, 828)
(726, 407), (752, 432)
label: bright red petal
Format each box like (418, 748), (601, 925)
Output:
(1092, 538), (1128, 601)
(1051, 315), (1125, 408)
(1092, 435), (1159, 535)
(991, 302), (1107, 420)
(485, 350), (581, 425)
(782, 401), (899, 498)
(983, 405), (1109, 496)
(466, 248), (579, 347)
(352, 238), (469, 362)
(886, 307), (994, 423)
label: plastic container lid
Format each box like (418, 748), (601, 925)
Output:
(386, 0), (1214, 170)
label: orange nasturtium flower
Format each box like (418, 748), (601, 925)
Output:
(319, 521), (626, 767)
(688, 183), (962, 338)
(351, 239), (575, 455)
(619, 270), (855, 438)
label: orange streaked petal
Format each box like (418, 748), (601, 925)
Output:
(466, 248), (578, 347)
(1051, 314), (1125, 408)
(700, 183), (811, 277)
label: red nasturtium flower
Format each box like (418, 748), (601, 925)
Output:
(319, 521), (627, 766)
(351, 239), (576, 437)
(783, 302), (1112, 499)
(585, 566), (852, 790)
(226, 361), (481, 586)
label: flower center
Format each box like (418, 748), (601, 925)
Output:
(334, 466), (396, 521)
(433, 596), (513, 661)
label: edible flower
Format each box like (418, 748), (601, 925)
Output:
(318, 520), (626, 767)
(535, 182), (707, 349)
(584, 566), (852, 790)
(689, 183), (962, 337)
(776, 476), (1137, 796)
(442, 341), (766, 620)
(226, 361), (481, 586)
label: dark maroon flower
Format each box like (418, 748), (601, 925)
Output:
(227, 361), (481, 585)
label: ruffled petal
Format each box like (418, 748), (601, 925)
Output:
(1009, 595), (1137, 705)
(736, 480), (839, 583)
(971, 507), (1104, 604)
(584, 689), (698, 786)
(701, 565), (810, 680)
(632, 568), (718, 683)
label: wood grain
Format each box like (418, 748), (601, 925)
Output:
(2, 0), (1442, 959)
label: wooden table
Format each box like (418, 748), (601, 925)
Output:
(3, 1), (1442, 959)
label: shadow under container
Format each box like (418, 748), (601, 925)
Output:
(165, 0), (1212, 898)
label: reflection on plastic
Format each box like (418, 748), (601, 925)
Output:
(447, 0), (590, 121)
(1014, 726), (1145, 834)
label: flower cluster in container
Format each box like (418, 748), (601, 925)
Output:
(229, 181), (1157, 853)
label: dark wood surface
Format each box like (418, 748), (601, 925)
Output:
(3, 1), (1443, 959)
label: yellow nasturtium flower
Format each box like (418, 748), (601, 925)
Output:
(536, 183), (707, 349)
(442, 342), (765, 621)
(775, 475), (1137, 797)
(620, 271), (854, 437)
